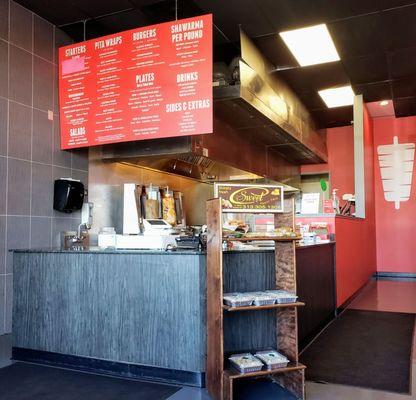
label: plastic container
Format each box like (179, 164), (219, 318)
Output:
(223, 293), (254, 308)
(229, 353), (264, 373)
(249, 292), (276, 306)
(98, 227), (116, 249)
(302, 231), (316, 245)
(255, 350), (289, 370)
(265, 290), (298, 304)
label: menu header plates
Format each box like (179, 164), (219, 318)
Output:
(59, 14), (213, 150)
(214, 184), (284, 213)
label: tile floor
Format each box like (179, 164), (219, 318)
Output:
(0, 279), (415, 399)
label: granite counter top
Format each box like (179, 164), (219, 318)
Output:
(10, 247), (206, 255)
(12, 241), (335, 255)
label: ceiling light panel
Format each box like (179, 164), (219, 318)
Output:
(318, 85), (355, 108)
(280, 24), (340, 67)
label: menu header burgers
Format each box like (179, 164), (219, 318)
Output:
(59, 14), (213, 150)
(214, 184), (285, 213)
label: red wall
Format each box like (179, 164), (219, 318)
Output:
(301, 125), (355, 197)
(335, 108), (377, 306)
(302, 112), (377, 306)
(301, 109), (416, 302)
(373, 116), (416, 273)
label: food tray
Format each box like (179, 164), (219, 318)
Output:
(255, 350), (289, 370)
(229, 353), (264, 373)
(265, 290), (298, 304)
(249, 292), (276, 306)
(223, 293), (254, 308)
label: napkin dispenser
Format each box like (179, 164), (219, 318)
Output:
(53, 178), (85, 213)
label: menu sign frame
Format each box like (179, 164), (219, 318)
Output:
(214, 183), (284, 213)
(59, 14), (213, 150)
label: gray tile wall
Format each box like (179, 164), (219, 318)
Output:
(0, 0), (89, 335)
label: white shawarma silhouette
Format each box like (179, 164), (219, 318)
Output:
(377, 136), (415, 210)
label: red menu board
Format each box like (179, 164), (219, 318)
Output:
(59, 14), (213, 150)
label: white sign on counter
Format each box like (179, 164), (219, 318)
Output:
(301, 192), (320, 214)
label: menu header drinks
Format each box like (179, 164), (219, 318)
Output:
(59, 14), (213, 150)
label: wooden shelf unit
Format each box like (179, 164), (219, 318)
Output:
(224, 362), (306, 379)
(223, 302), (305, 312)
(206, 195), (306, 400)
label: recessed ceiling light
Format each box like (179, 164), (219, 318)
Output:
(379, 100), (389, 106)
(279, 24), (340, 67)
(318, 85), (355, 108)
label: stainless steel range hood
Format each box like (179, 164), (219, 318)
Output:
(212, 29), (327, 165)
(97, 28), (327, 189)
(99, 147), (263, 183)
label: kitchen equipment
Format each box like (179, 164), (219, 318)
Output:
(175, 235), (203, 251)
(121, 183), (184, 248)
(173, 191), (185, 226)
(61, 231), (88, 250)
(142, 184), (162, 220)
(116, 234), (178, 250)
(142, 218), (172, 234)
(161, 187), (177, 226)
(123, 183), (141, 235)
(98, 227), (117, 249)
(213, 62), (231, 86)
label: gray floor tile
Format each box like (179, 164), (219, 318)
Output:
(0, 98), (7, 157)
(31, 217), (52, 249)
(9, 45), (32, 107)
(71, 148), (89, 171)
(6, 216), (30, 274)
(52, 115), (71, 168)
(32, 109), (53, 164)
(167, 387), (212, 400)
(33, 56), (54, 112)
(7, 159), (31, 216)
(0, 157), (6, 215)
(0, 0), (8, 41)
(52, 218), (74, 247)
(305, 360), (416, 399)
(10, 1), (32, 52)
(34, 15), (53, 62)
(31, 163), (53, 217)
(0, 216), (5, 275)
(5, 274), (11, 333)
(0, 40), (8, 99)
(0, 277), (4, 335)
(8, 101), (32, 161)
(0, 334), (11, 361)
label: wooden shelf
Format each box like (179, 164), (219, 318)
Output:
(223, 302), (305, 312)
(224, 362), (306, 380)
(207, 196), (306, 400)
(224, 236), (302, 242)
